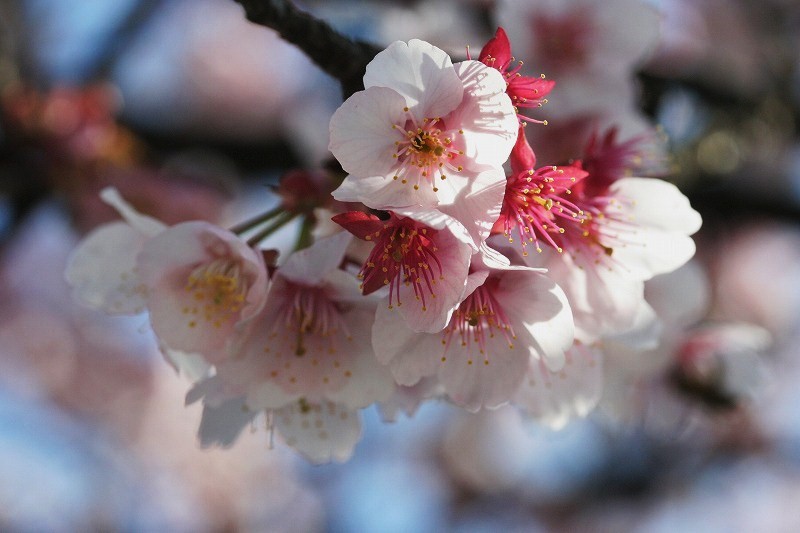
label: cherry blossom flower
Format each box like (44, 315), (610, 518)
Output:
(193, 232), (394, 412)
(187, 233), (392, 462)
(329, 39), (517, 212)
(477, 27), (556, 123)
(371, 260), (574, 412)
(135, 220), (269, 365)
(494, 126), (589, 256)
(333, 209), (475, 333)
(531, 175), (700, 341)
(502, 123), (700, 341)
(674, 322), (771, 405)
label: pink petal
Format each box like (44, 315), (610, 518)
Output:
(479, 27), (513, 67)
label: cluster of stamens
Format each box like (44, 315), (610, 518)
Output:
(561, 196), (639, 271)
(359, 219), (443, 311)
(441, 279), (515, 365)
(391, 111), (464, 191)
(273, 284), (350, 357)
(502, 166), (586, 255)
(482, 53), (551, 124)
(182, 258), (247, 329)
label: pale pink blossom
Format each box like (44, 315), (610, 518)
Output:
(199, 232), (394, 412)
(329, 39), (517, 212)
(372, 261), (574, 412)
(333, 209), (475, 333)
(521, 176), (701, 341)
(136, 221), (269, 364)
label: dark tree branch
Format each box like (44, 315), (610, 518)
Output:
(231, 0), (380, 99)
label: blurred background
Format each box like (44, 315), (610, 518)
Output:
(1, 0), (800, 531)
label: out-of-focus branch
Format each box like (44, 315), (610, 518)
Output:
(231, 0), (380, 99)
(88, 0), (166, 82)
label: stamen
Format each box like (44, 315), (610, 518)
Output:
(359, 218), (443, 309)
(183, 258), (247, 328)
(441, 278), (515, 362)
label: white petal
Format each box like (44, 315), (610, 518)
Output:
(329, 86), (407, 177)
(324, 310), (396, 409)
(372, 304), (443, 384)
(275, 401), (362, 464)
(65, 221), (150, 314)
(162, 347), (212, 381)
(543, 252), (645, 341)
(363, 39), (463, 121)
(645, 261), (711, 329)
(332, 173), (439, 210)
(279, 232), (353, 286)
(514, 345), (604, 429)
(499, 270), (575, 371)
(438, 332), (529, 412)
(438, 168), (506, 247)
(197, 396), (257, 448)
(612, 177), (702, 235)
(611, 227), (698, 279)
(449, 61), (518, 169)
(246, 381), (297, 411)
(608, 299), (663, 351)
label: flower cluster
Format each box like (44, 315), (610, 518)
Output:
(66, 30), (700, 462)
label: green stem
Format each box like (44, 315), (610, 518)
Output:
(246, 210), (296, 247)
(293, 215), (315, 251)
(229, 205), (285, 235)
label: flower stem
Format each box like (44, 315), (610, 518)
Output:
(293, 215), (315, 251)
(246, 210), (296, 247)
(229, 205), (285, 235)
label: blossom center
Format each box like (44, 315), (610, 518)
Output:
(360, 219), (443, 310)
(391, 114), (464, 191)
(500, 166), (585, 255)
(183, 258), (247, 329)
(273, 284), (350, 357)
(559, 196), (639, 270)
(441, 279), (515, 365)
